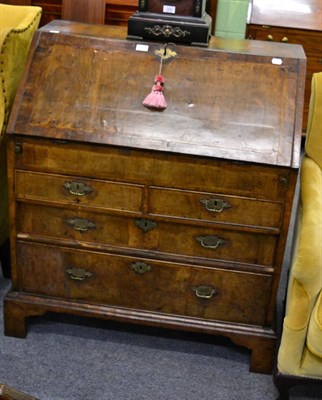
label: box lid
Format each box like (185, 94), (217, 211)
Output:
(8, 21), (306, 168)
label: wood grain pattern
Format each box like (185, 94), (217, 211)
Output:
(10, 27), (305, 167)
(62, 0), (105, 24)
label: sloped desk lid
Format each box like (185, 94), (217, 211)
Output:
(8, 21), (306, 168)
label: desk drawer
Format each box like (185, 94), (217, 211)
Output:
(18, 242), (272, 326)
(149, 187), (283, 229)
(18, 204), (277, 266)
(15, 170), (144, 213)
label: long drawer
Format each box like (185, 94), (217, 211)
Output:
(17, 203), (277, 266)
(17, 241), (272, 326)
(13, 138), (291, 201)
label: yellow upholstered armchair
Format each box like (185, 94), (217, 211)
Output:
(274, 72), (322, 398)
(0, 4), (41, 278)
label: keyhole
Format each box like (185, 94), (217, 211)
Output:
(135, 218), (157, 233)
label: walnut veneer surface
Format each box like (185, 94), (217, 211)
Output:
(247, 0), (322, 132)
(4, 21), (306, 374)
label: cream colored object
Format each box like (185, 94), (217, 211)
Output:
(277, 72), (322, 378)
(0, 4), (41, 247)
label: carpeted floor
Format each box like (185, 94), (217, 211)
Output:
(0, 271), (321, 400)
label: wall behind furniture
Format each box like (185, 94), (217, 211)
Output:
(215, 0), (250, 38)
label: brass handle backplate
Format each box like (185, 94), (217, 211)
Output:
(63, 181), (93, 196)
(66, 217), (96, 232)
(191, 285), (217, 299)
(200, 198), (231, 213)
(130, 261), (152, 275)
(196, 235), (226, 249)
(65, 267), (93, 281)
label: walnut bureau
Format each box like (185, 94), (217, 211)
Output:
(4, 21), (306, 374)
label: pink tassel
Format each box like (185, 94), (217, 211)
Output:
(143, 74), (167, 110)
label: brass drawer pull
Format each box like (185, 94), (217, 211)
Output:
(130, 261), (152, 275)
(191, 285), (217, 299)
(267, 34), (274, 41)
(66, 217), (96, 232)
(65, 267), (93, 281)
(196, 235), (226, 249)
(135, 218), (157, 233)
(281, 36), (288, 43)
(200, 198), (231, 213)
(63, 181), (93, 196)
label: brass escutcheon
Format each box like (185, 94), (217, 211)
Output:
(154, 47), (177, 61)
(130, 261), (152, 275)
(135, 218), (157, 233)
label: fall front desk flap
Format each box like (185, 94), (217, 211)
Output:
(7, 27), (306, 168)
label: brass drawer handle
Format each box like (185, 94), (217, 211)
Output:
(281, 36), (288, 43)
(65, 267), (93, 281)
(191, 285), (217, 299)
(63, 181), (93, 196)
(267, 34), (274, 41)
(135, 218), (157, 233)
(200, 198), (231, 213)
(196, 235), (226, 249)
(130, 261), (152, 275)
(66, 217), (96, 232)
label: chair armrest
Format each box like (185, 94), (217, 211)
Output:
(0, 5), (41, 134)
